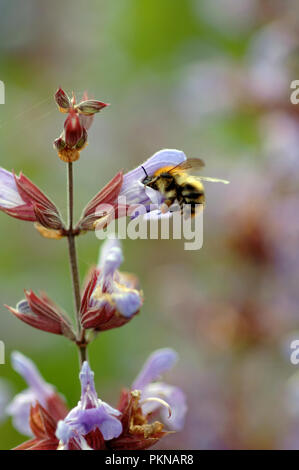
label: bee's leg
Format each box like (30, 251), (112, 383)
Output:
(160, 197), (176, 214)
(188, 202), (204, 219)
(181, 197), (197, 219)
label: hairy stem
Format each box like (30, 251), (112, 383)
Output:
(67, 162), (87, 366)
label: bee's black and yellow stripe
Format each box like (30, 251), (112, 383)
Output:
(144, 169), (205, 217)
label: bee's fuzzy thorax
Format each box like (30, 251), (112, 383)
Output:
(153, 166), (178, 176)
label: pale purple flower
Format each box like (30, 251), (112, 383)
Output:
(246, 24), (296, 103)
(92, 149), (187, 227)
(82, 238), (143, 329)
(0, 168), (25, 209)
(56, 362), (122, 448)
(132, 348), (187, 431)
(96, 238), (142, 317)
(6, 352), (55, 436)
(119, 149), (186, 207)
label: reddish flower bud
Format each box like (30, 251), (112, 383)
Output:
(79, 171), (123, 231)
(15, 173), (64, 230)
(64, 109), (83, 148)
(54, 88), (71, 113)
(6, 290), (76, 340)
(75, 100), (109, 116)
(0, 168), (63, 230)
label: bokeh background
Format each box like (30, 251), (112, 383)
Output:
(0, 0), (299, 450)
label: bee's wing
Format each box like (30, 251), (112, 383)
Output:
(198, 176), (230, 184)
(169, 158), (205, 174)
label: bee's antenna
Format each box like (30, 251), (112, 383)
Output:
(141, 165), (148, 177)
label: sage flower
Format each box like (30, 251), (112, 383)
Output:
(56, 362), (122, 449)
(6, 352), (67, 436)
(80, 149), (187, 229)
(119, 148), (186, 207)
(80, 238), (143, 331)
(132, 348), (187, 431)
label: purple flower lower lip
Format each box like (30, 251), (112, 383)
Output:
(56, 362), (122, 447)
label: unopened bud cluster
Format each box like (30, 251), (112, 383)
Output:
(53, 88), (108, 162)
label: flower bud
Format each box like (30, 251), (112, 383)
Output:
(75, 100), (109, 116)
(79, 171), (123, 231)
(53, 136), (66, 152)
(54, 88), (71, 113)
(75, 127), (88, 150)
(6, 291), (76, 339)
(64, 110), (83, 148)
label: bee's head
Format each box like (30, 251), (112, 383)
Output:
(142, 176), (153, 185)
(141, 166), (154, 186)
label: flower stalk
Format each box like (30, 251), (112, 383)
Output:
(66, 162), (87, 365)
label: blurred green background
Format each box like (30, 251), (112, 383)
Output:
(1, 0), (299, 449)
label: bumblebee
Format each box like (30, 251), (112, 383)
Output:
(142, 158), (229, 216)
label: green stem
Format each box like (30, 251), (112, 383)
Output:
(66, 162), (87, 366)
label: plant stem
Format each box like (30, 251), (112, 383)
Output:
(66, 162), (87, 366)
